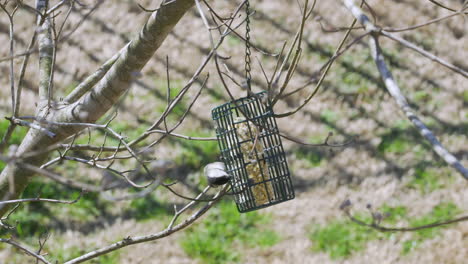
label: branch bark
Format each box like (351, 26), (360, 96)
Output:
(64, 185), (227, 264)
(0, 238), (52, 264)
(342, 0), (468, 180)
(37, 0), (53, 105)
(0, 0), (196, 217)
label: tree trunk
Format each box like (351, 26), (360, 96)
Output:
(0, 0), (195, 217)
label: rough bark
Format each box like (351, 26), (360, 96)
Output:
(0, 0), (195, 217)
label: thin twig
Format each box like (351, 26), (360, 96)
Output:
(64, 185), (228, 264)
(384, 11), (463, 32)
(427, 0), (467, 13)
(275, 11), (360, 118)
(346, 210), (468, 232)
(380, 30), (468, 78)
(342, 0), (468, 180)
(0, 238), (52, 264)
(0, 4), (18, 117)
(0, 191), (83, 205)
(168, 185), (211, 229)
(280, 131), (355, 147)
(5, 117), (56, 138)
(341, 200), (468, 232)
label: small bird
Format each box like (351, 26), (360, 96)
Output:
(204, 162), (231, 186)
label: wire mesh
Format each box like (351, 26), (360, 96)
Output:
(212, 92), (295, 213)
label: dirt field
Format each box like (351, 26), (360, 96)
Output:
(0, 0), (467, 263)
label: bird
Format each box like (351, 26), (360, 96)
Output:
(204, 162), (231, 187)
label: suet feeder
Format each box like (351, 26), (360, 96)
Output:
(212, 92), (295, 213)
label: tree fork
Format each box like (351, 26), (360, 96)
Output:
(0, 0), (196, 217)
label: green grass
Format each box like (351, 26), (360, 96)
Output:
(402, 32), (434, 51)
(386, 122), (439, 159)
(154, 78), (188, 122)
(0, 178), (108, 238)
(320, 109), (340, 124)
(407, 167), (443, 193)
(295, 147), (323, 167)
(71, 118), (148, 147)
(462, 90), (468, 104)
(412, 90), (431, 103)
(181, 202), (280, 264)
(226, 35), (242, 47)
(309, 215), (378, 259)
(0, 119), (28, 145)
(378, 129), (415, 155)
(402, 202), (460, 254)
(308, 203), (460, 259)
(309, 204), (408, 258)
(49, 244), (120, 263)
(63, 81), (79, 96)
(175, 130), (219, 169)
(108, 120), (147, 140)
(1, 176), (174, 238)
(378, 136), (411, 154)
(340, 72), (372, 95)
(0, 119), (29, 172)
(379, 205), (408, 224)
(128, 195), (172, 221)
(392, 119), (412, 130)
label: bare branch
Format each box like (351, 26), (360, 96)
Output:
(36, 232), (51, 264)
(5, 117), (56, 138)
(0, 203), (20, 230)
(163, 184), (219, 202)
(64, 185), (228, 264)
(0, 1), (31, 153)
(11, 116), (155, 188)
(280, 131), (355, 148)
(13, 160), (103, 192)
(46, 0), (70, 15)
(342, 0), (468, 180)
(270, 0), (315, 106)
(168, 185), (211, 229)
(0, 238), (52, 264)
(427, 0), (467, 13)
(37, 0), (54, 106)
(380, 31), (468, 78)
(58, 0), (103, 42)
(282, 31), (369, 99)
(0, 191), (83, 206)
(15, 32), (38, 116)
(275, 13), (360, 118)
(0, 3), (17, 116)
(341, 200), (468, 232)
(64, 47), (123, 104)
(384, 11), (463, 32)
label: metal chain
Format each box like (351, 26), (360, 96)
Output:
(244, 0), (252, 96)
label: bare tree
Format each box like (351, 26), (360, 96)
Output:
(0, 0), (467, 262)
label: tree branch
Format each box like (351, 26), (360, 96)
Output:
(0, 0), (197, 218)
(37, 0), (54, 106)
(342, 0), (468, 180)
(64, 185), (228, 264)
(64, 48), (122, 104)
(0, 191), (83, 206)
(0, 238), (52, 264)
(380, 30), (468, 78)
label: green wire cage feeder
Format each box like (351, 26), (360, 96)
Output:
(212, 92), (295, 213)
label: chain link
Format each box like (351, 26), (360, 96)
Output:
(245, 0), (252, 96)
